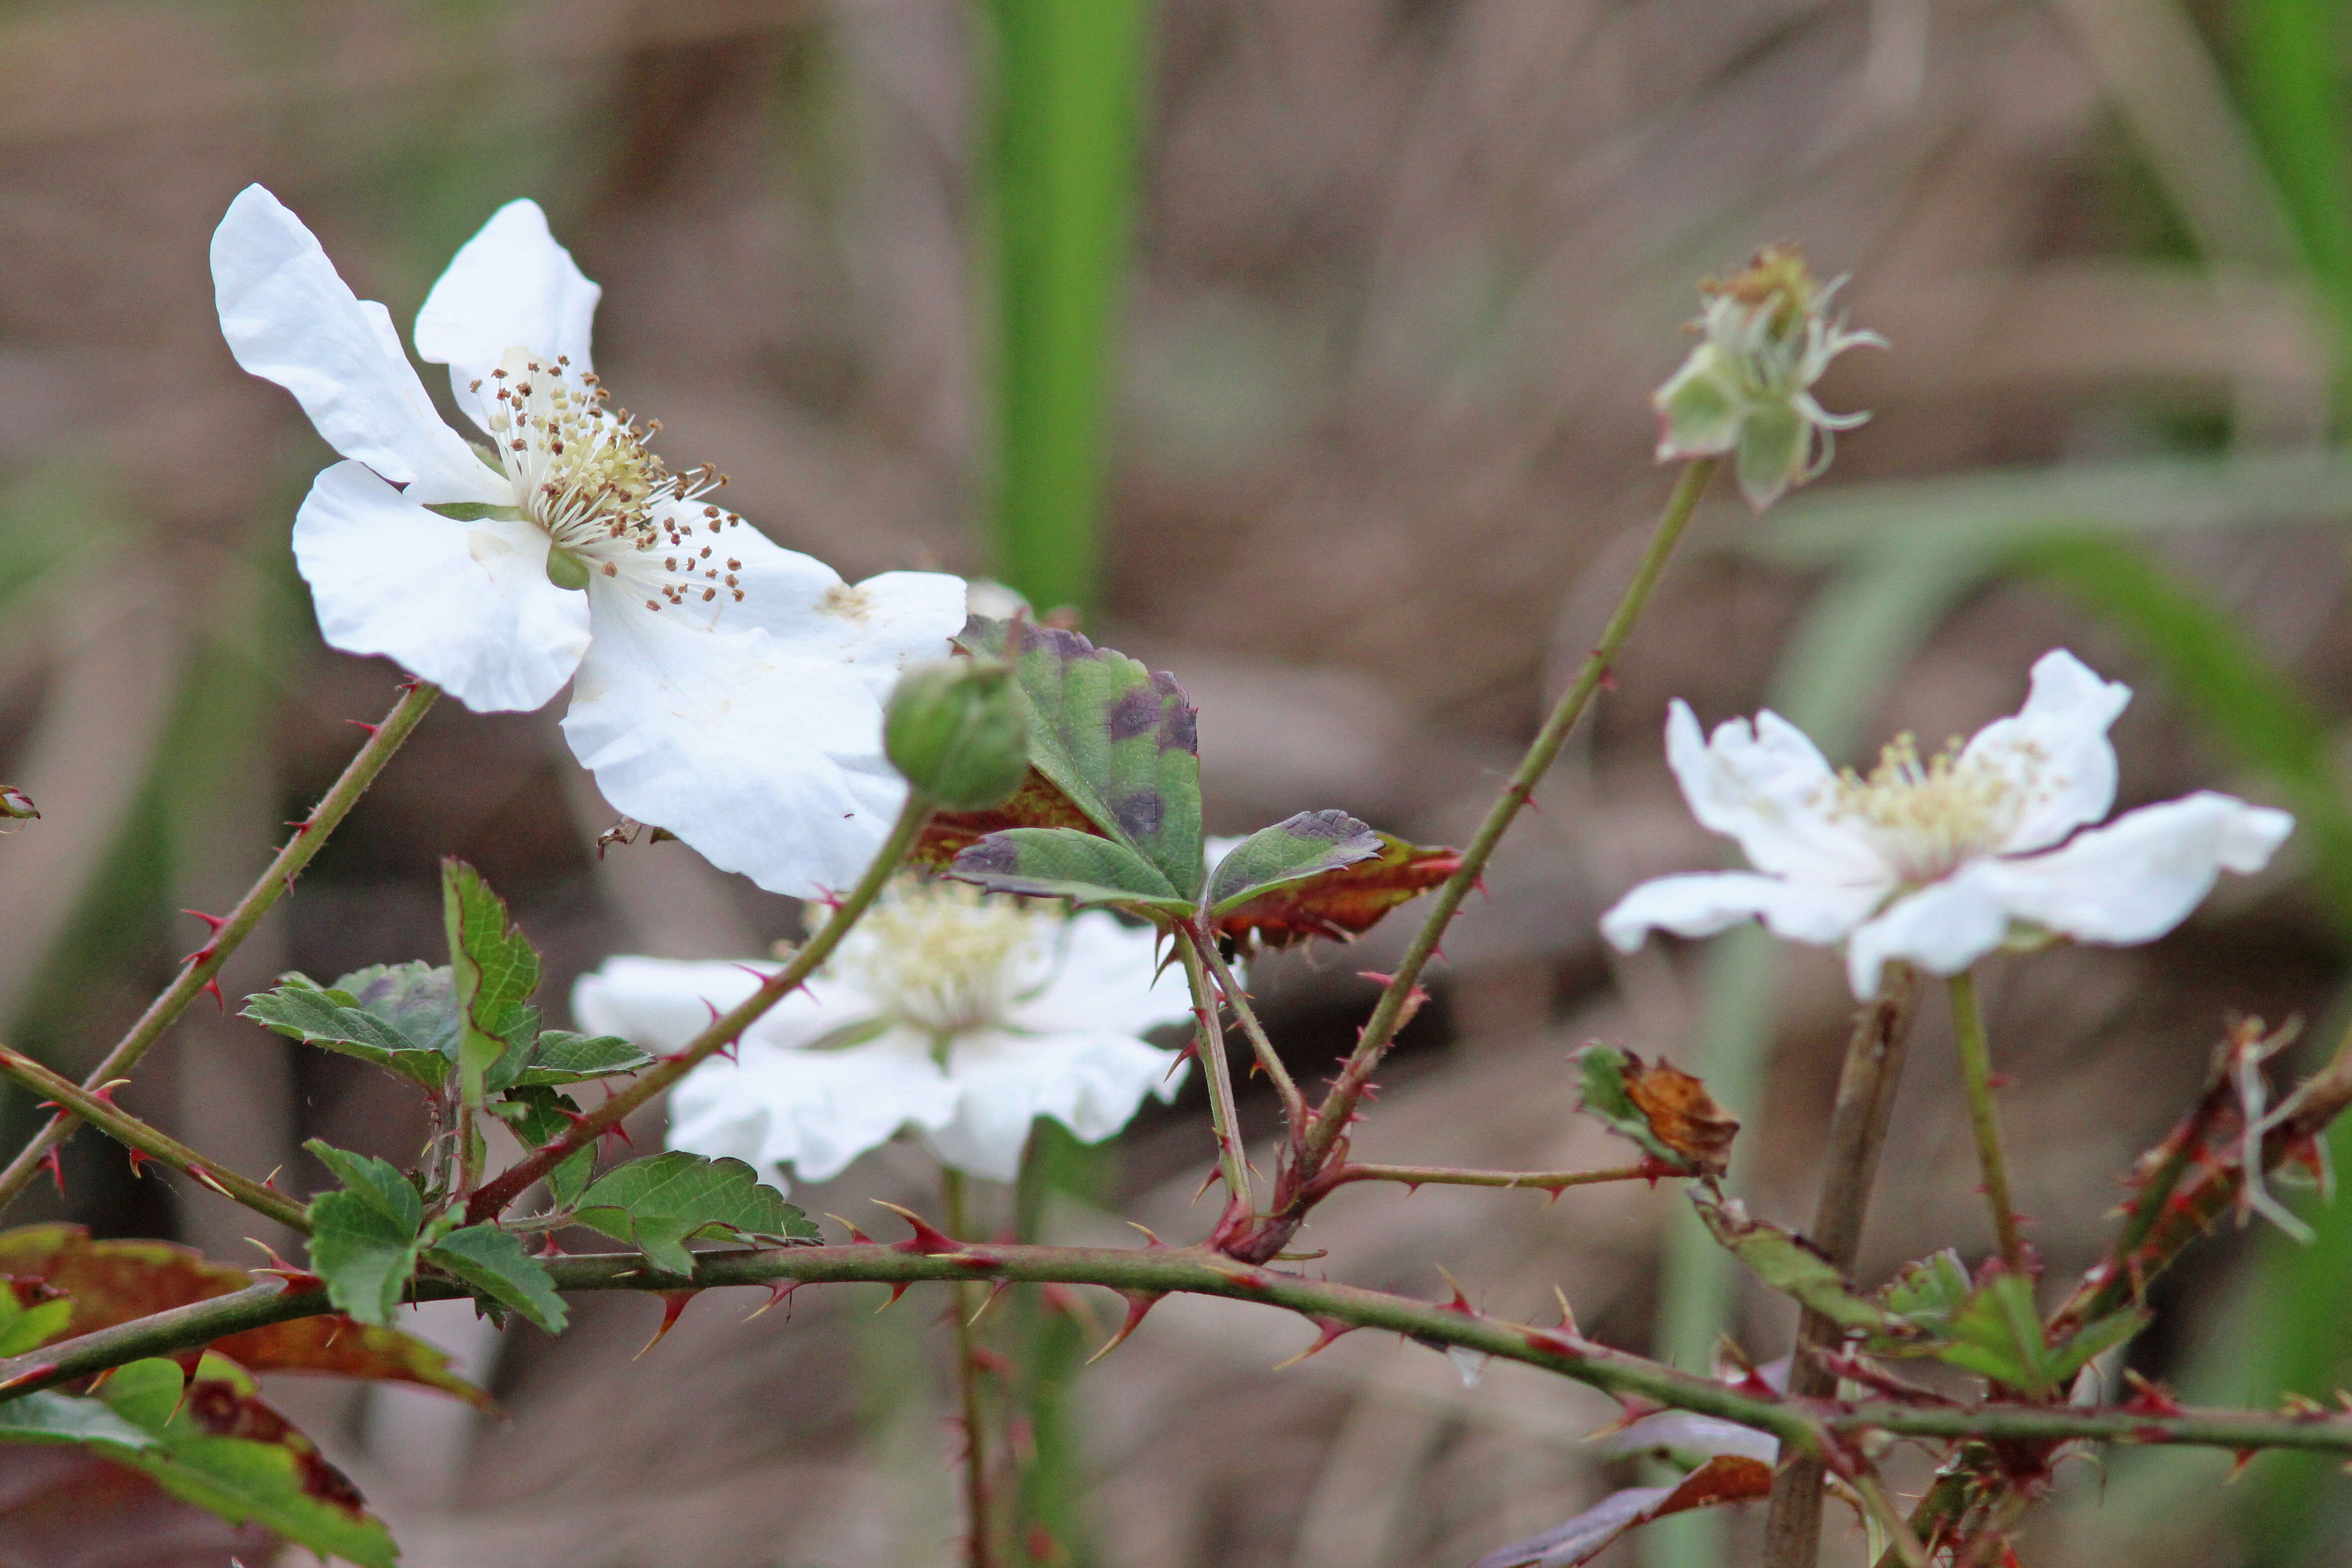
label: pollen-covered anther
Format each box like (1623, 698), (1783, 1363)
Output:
(1827, 733), (2023, 885)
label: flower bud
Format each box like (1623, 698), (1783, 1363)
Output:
(0, 786), (34, 833)
(1652, 244), (1885, 512)
(885, 659), (1029, 811)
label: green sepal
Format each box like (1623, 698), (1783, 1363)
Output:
(1734, 399), (1807, 512)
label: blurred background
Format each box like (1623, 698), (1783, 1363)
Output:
(1, 1), (2350, 1563)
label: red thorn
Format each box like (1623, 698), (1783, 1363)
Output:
(1357, 970), (1396, 988)
(967, 1345), (1012, 1375)
(1126, 1221), (1167, 1250)
(283, 818), (314, 835)
(537, 1232), (566, 1257)
(1596, 666), (1617, 692)
(746, 1280), (804, 1321)
(180, 909), (230, 938)
(873, 1200), (980, 1259)
(1270, 1316), (1354, 1369)
(244, 1238), (325, 1294)
(1435, 1266), (1476, 1316)
(345, 719), (379, 736)
(200, 978), (224, 1013)
(35, 1146), (63, 1196)
(824, 1212), (878, 1244)
(0, 1362), (60, 1396)
(186, 1164), (235, 1199)
(881, 1281), (910, 1309)
(1087, 1291), (1164, 1364)
(2122, 1371), (2186, 1418)
(634, 1290), (699, 1358)
(126, 1148), (155, 1176)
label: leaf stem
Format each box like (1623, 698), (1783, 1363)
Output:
(1311, 1161), (1661, 1194)
(1260, 458), (1717, 1255)
(1949, 969), (2028, 1273)
(11, 1242), (2352, 1460)
(942, 1168), (997, 1568)
(1763, 964), (1921, 1568)
(1176, 925), (1255, 1221)
(0, 678), (439, 1215)
(0, 1046), (311, 1233)
(462, 793), (936, 1225)
(1196, 937), (1303, 1131)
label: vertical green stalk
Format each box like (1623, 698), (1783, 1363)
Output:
(944, 1167), (997, 1568)
(1010, 1123), (1109, 1567)
(1949, 970), (2027, 1273)
(976, 0), (1150, 614)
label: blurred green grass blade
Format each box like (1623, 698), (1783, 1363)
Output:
(1011, 1120), (1116, 1567)
(978, 0), (1150, 616)
(2237, 0), (2352, 346)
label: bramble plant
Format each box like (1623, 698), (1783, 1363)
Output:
(0, 204), (2345, 1568)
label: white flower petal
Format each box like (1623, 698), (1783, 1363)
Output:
(413, 199), (601, 419)
(212, 185), (505, 505)
(1843, 870), (2012, 997)
(1975, 792), (2294, 947)
(563, 579), (906, 899)
(1964, 649), (2131, 855)
(1009, 912), (1193, 1040)
(1665, 701), (1884, 882)
(1600, 870), (1883, 951)
(925, 1028), (1188, 1181)
(671, 1031), (957, 1186)
(702, 533), (966, 704)
(293, 460), (588, 711)
(572, 956), (768, 1045)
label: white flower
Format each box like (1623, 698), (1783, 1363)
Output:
(1600, 650), (2294, 997)
(1652, 245), (1885, 511)
(210, 185), (966, 897)
(572, 881), (1196, 1186)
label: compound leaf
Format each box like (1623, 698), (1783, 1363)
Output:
(572, 1152), (817, 1275)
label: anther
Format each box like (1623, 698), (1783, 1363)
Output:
(703, 587), (717, 601)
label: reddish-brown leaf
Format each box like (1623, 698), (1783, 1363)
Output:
(912, 767), (1103, 868)
(0, 1444), (278, 1567)
(1212, 833), (1460, 948)
(0, 1225), (486, 1407)
(1469, 1454), (1772, 1568)
(1622, 1057), (1741, 1179)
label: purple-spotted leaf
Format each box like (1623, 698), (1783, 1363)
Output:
(1206, 810), (1383, 917)
(1468, 1454), (1773, 1567)
(951, 827), (1198, 921)
(953, 616), (1204, 895)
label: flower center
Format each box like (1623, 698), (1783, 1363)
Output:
(468, 347), (748, 611)
(1830, 734), (2020, 885)
(846, 879), (1048, 1042)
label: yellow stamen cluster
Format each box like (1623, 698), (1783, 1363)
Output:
(847, 878), (1047, 1041)
(1830, 733), (2019, 884)
(470, 348), (746, 611)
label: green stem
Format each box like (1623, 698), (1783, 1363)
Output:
(0, 678), (439, 1215)
(1197, 937), (1303, 1131)
(1276, 459), (1717, 1233)
(464, 793), (937, 1225)
(10, 1243), (2352, 1460)
(1312, 1161), (1660, 1194)
(0, 1047), (310, 1233)
(1949, 970), (2027, 1273)
(1176, 925), (1255, 1219)
(943, 1168), (997, 1568)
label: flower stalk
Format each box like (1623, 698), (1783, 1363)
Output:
(1176, 925), (1256, 1222)
(1949, 969), (2028, 1273)
(0, 677), (440, 1215)
(462, 792), (938, 1225)
(1761, 964), (1922, 1568)
(1247, 456), (1718, 1259)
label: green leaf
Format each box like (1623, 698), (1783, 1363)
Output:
(442, 859), (542, 1108)
(1692, 1195), (1903, 1334)
(954, 617), (1204, 895)
(423, 500), (529, 522)
(1931, 1273), (2147, 1395)
(951, 826), (1195, 919)
(1872, 1249), (1974, 1347)
(512, 1029), (656, 1085)
(546, 1145), (597, 1210)
(422, 1225), (568, 1334)
(241, 966), (455, 1089)
(0, 1287), (72, 1356)
(101, 1357), (396, 1568)
(302, 1140), (423, 1328)
(572, 1152), (818, 1275)
(0, 1388), (157, 1451)
(489, 1083), (581, 1147)
(1204, 810), (1383, 917)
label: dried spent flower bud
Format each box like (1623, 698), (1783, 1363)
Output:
(885, 658), (1030, 811)
(1652, 244), (1885, 512)
(0, 786), (35, 831)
